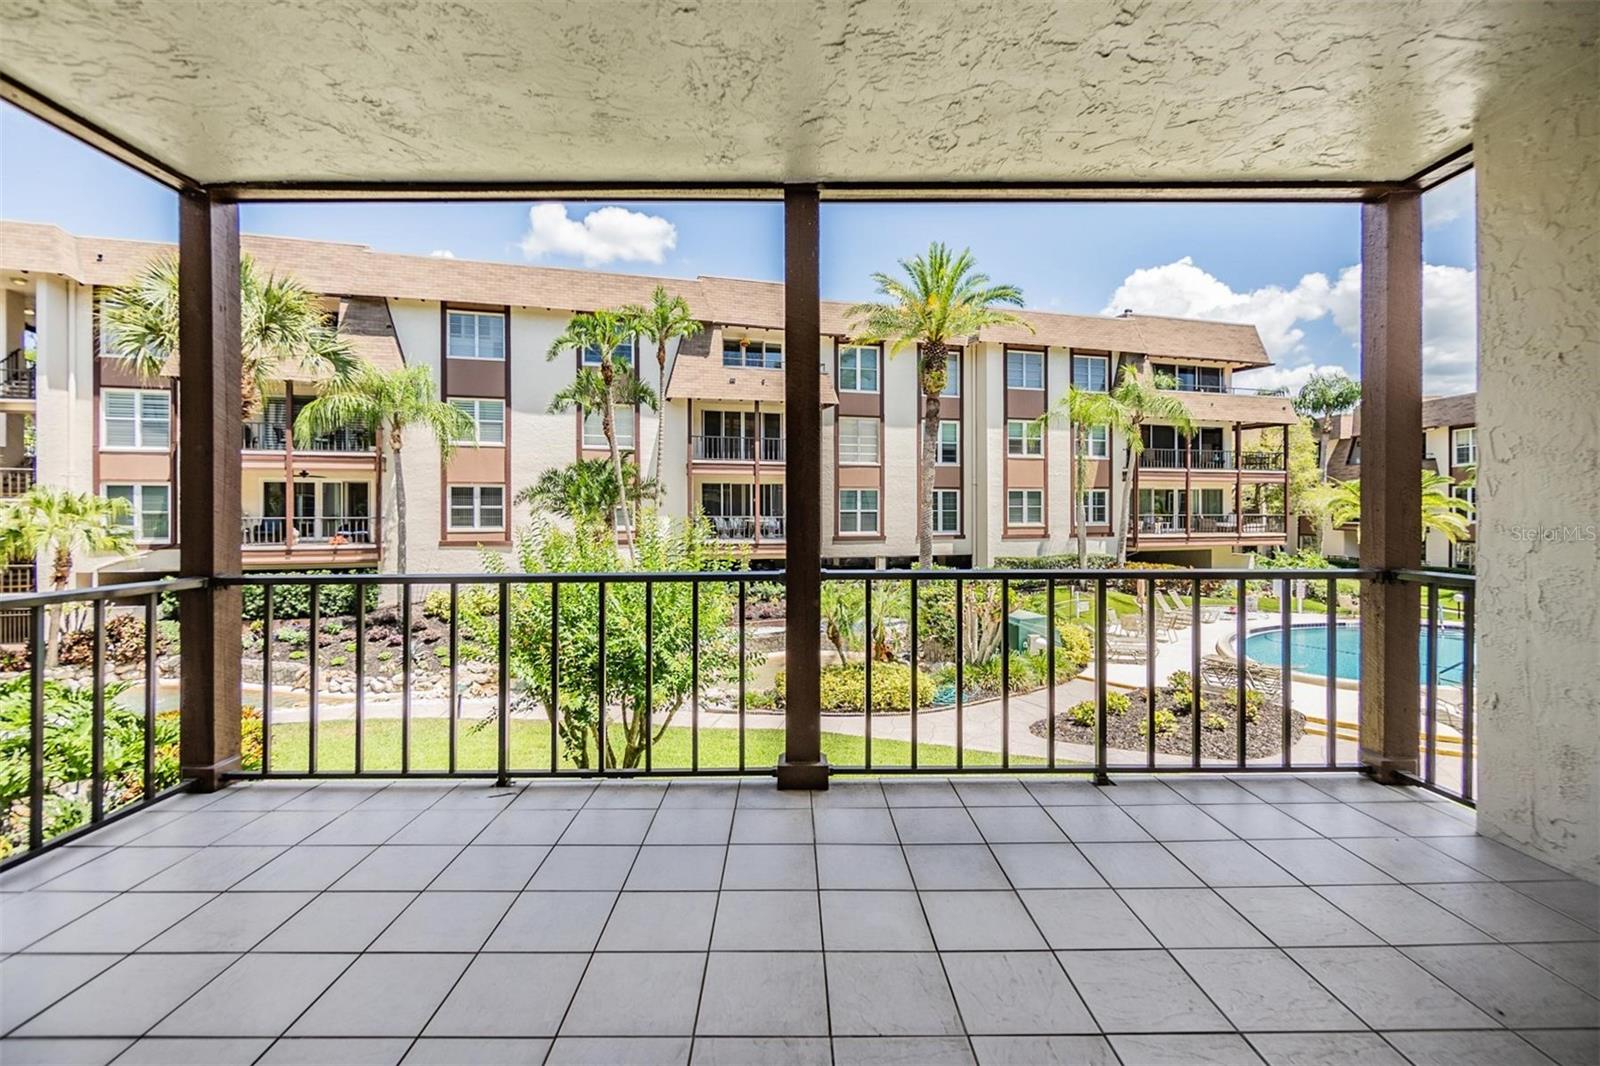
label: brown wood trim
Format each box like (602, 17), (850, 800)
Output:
(1001, 344), (1049, 539)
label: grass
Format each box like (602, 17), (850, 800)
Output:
(253, 717), (1047, 774)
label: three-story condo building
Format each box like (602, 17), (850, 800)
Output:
(2, 221), (1298, 584)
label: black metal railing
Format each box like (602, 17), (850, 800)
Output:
(692, 435), (785, 462)
(1396, 569), (1476, 804)
(706, 515), (786, 541)
(1241, 451), (1286, 470)
(1137, 514), (1288, 536)
(242, 421), (289, 451)
(242, 422), (372, 452)
(304, 427), (373, 452)
(0, 465), (35, 496)
(0, 578), (203, 865)
(1137, 449), (1286, 471)
(1, 351), (34, 399)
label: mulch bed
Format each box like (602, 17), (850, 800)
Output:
(1030, 689), (1307, 761)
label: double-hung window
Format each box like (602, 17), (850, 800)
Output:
(1454, 483), (1477, 518)
(1005, 350), (1044, 390)
(1083, 488), (1109, 525)
(837, 417), (880, 465)
(838, 346), (880, 392)
(102, 389), (170, 449)
(937, 421), (960, 465)
(446, 310), (506, 360)
(1007, 489), (1044, 526)
(449, 398), (505, 445)
(1452, 427), (1478, 467)
(932, 488), (960, 534)
(839, 488), (880, 534)
(104, 484), (170, 542)
(1007, 419), (1043, 457)
(448, 485), (505, 531)
(583, 409), (636, 449)
(1071, 355), (1109, 392)
(940, 354), (961, 397)
(1085, 425), (1109, 459)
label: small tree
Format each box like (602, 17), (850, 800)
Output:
(292, 365), (473, 575)
(0, 487), (133, 667)
(627, 286), (702, 500)
(1293, 372), (1362, 477)
(1043, 386), (1118, 566)
(100, 254), (355, 417)
(1106, 367), (1196, 564)
(517, 458), (657, 533)
(848, 244), (1029, 569)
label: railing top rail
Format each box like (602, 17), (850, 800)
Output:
(0, 575), (207, 608)
(219, 570), (783, 586)
(821, 566), (1382, 581)
(1393, 568), (1477, 588)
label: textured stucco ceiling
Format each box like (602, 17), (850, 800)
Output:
(0, 0), (1593, 188)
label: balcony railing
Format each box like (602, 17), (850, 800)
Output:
(1138, 513), (1287, 535)
(1157, 382), (1285, 396)
(2, 562), (36, 593)
(242, 514), (375, 546)
(706, 514), (786, 540)
(242, 423), (373, 452)
(692, 435), (785, 462)
(1138, 449), (1285, 471)
(0, 465), (35, 496)
(1, 352), (35, 399)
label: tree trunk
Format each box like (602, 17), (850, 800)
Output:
(1116, 442), (1136, 565)
(917, 344), (947, 571)
(653, 341), (667, 505)
(389, 425), (408, 576)
(600, 361), (635, 561)
(43, 546), (70, 669)
(1075, 426), (1090, 567)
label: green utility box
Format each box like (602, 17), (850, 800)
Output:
(1007, 610), (1048, 653)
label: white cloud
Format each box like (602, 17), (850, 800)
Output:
(1323, 263), (1478, 394)
(429, 249), (456, 259)
(1423, 171), (1475, 226)
(1231, 363), (1351, 395)
(1100, 256), (1336, 360)
(519, 203), (677, 267)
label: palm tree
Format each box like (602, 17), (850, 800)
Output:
(547, 311), (656, 548)
(99, 254), (356, 417)
(292, 365), (473, 575)
(1293, 371), (1363, 477)
(1044, 386), (1118, 566)
(0, 486), (133, 667)
(1315, 470), (1473, 543)
(848, 243), (1028, 569)
(517, 458), (657, 532)
(1106, 366), (1195, 564)
(627, 286), (702, 500)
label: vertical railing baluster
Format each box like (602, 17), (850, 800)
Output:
(498, 581), (510, 786)
(1046, 577), (1056, 770)
(1145, 577), (1156, 769)
(400, 588), (411, 774)
(28, 605), (44, 851)
(999, 577), (1009, 769)
(1190, 580), (1201, 769)
(1460, 584), (1475, 801)
(1325, 577), (1338, 768)
(1235, 577), (1247, 769)
(690, 580), (699, 773)
(262, 584), (273, 775)
(90, 600), (106, 823)
(738, 579), (747, 773)
(1279, 577), (1292, 769)
(597, 579), (608, 772)
(444, 584), (454, 776)
(644, 581), (654, 774)
(549, 582), (560, 773)
(910, 575), (920, 770)
(356, 583), (367, 775)
(864, 576), (873, 771)
(308, 585), (320, 775)
(144, 594), (157, 797)
(1424, 582), (1439, 786)
(953, 577), (963, 771)
(1094, 578), (1108, 783)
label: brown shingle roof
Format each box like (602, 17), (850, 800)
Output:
(1174, 391), (1297, 425)
(665, 327), (840, 406)
(1423, 392), (1476, 428)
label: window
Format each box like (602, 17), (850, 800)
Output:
(1454, 483), (1477, 518)
(701, 482), (753, 517)
(1152, 362), (1224, 392)
(1348, 437), (1360, 464)
(104, 484), (170, 542)
(448, 485), (505, 530)
(1452, 427), (1477, 466)
(446, 310), (506, 360)
(583, 335), (635, 367)
(1085, 424), (1109, 459)
(838, 417), (880, 465)
(1082, 488), (1109, 525)
(1192, 487), (1226, 517)
(1007, 419), (1044, 457)
(937, 420), (960, 465)
(1071, 355), (1109, 392)
(940, 354), (961, 397)
(1007, 489), (1044, 526)
(838, 345), (880, 392)
(583, 409), (636, 449)
(931, 489), (960, 534)
(1005, 350), (1044, 390)
(1454, 541), (1477, 569)
(722, 338), (782, 369)
(449, 398), (505, 445)
(101, 389), (170, 449)
(839, 488), (880, 534)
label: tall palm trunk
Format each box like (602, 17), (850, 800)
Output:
(44, 545), (70, 669)
(652, 341), (668, 506)
(1116, 440), (1136, 566)
(917, 343), (947, 570)
(599, 360), (635, 561)
(388, 425), (408, 575)
(1074, 425), (1090, 567)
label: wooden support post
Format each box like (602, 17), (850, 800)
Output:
(777, 184), (828, 789)
(1359, 191), (1423, 782)
(178, 191), (244, 791)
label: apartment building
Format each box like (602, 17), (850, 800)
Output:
(1, 221), (1297, 584)
(1320, 392), (1478, 569)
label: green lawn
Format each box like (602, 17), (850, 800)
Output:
(253, 717), (1046, 774)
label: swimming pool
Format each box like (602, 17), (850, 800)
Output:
(1243, 622), (1467, 685)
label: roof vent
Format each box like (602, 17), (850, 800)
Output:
(1119, 308), (1134, 318)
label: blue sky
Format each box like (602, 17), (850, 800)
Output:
(0, 102), (1477, 393)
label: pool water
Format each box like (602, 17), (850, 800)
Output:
(1243, 623), (1467, 685)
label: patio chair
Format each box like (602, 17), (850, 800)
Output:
(1105, 633), (1146, 663)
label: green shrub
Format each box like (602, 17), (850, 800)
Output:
(994, 553), (1116, 571)
(241, 574), (379, 621)
(276, 626), (308, 647)
(327, 655), (347, 668)
(1139, 709), (1180, 737)
(1066, 700), (1095, 728)
(1202, 712), (1229, 732)
(769, 661), (937, 713)
(286, 650), (305, 662)
(1106, 691), (1131, 716)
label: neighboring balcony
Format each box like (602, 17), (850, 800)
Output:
(1138, 449), (1285, 472)
(0, 464), (35, 497)
(240, 513), (380, 563)
(691, 435), (785, 463)
(706, 513), (786, 542)
(242, 422), (374, 453)
(0, 352), (34, 405)
(1137, 513), (1288, 536)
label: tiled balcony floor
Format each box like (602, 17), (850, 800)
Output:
(1, 774), (1596, 1066)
